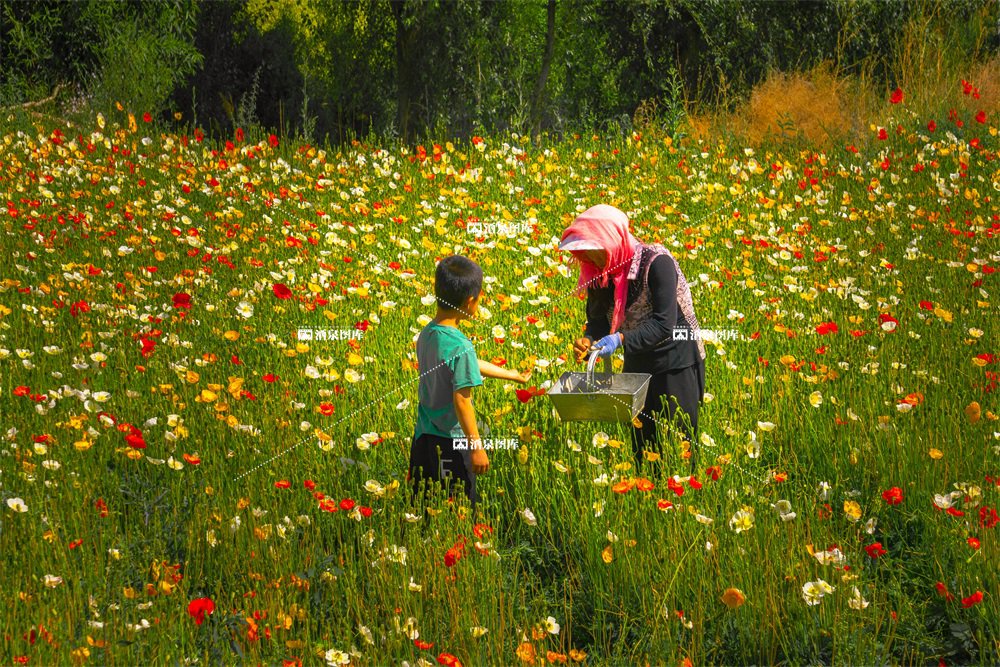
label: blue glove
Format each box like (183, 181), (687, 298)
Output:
(592, 333), (623, 357)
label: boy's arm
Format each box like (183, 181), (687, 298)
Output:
(454, 387), (488, 474)
(478, 358), (531, 383)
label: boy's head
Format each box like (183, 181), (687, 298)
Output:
(435, 254), (483, 317)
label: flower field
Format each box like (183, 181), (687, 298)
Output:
(1, 94), (999, 665)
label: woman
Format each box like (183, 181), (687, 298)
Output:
(559, 204), (706, 472)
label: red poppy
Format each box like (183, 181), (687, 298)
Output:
(360, 506), (373, 518)
(927, 120), (937, 132)
(865, 542), (886, 558)
(882, 487), (903, 505)
(125, 427), (147, 449)
(935, 581), (955, 601)
(878, 127), (889, 140)
(815, 321), (838, 335)
(918, 300), (934, 310)
(967, 537), (980, 550)
(304, 479), (316, 490)
(70, 300), (90, 317)
(444, 539), (465, 568)
(273, 283), (292, 299)
(889, 87), (904, 104)
(515, 386), (544, 403)
(438, 653), (463, 667)
(182, 453), (201, 465)
(142, 112), (152, 123)
(172, 292), (192, 309)
(274, 480), (291, 489)
(975, 110), (987, 124)
(187, 597), (215, 625)
(414, 639), (434, 650)
(979, 506), (998, 529)
(339, 498), (356, 511)
(262, 373), (278, 383)
(962, 591), (983, 608)
(269, 134), (279, 148)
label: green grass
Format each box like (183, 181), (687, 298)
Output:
(0, 107), (998, 666)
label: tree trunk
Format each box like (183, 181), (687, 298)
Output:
(529, 0), (557, 139)
(390, 0), (418, 142)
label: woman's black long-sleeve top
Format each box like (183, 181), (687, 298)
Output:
(583, 251), (701, 375)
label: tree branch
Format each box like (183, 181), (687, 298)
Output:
(0, 83), (67, 113)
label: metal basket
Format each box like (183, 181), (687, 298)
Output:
(545, 350), (652, 423)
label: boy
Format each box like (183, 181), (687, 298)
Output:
(408, 254), (531, 507)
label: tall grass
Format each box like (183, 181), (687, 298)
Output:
(683, 0), (1000, 150)
(0, 90), (998, 666)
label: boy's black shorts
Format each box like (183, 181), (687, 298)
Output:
(408, 433), (479, 505)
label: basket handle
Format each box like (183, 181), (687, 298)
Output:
(586, 349), (613, 391)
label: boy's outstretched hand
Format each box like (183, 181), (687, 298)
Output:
(513, 369), (533, 384)
(471, 445), (489, 475)
(573, 337), (593, 363)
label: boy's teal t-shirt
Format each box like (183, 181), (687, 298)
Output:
(413, 321), (483, 440)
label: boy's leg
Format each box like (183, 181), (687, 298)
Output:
(408, 434), (441, 505)
(437, 435), (478, 507)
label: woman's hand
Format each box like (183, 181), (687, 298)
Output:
(574, 337), (593, 363)
(593, 333), (624, 357)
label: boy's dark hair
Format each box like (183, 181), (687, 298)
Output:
(435, 255), (483, 312)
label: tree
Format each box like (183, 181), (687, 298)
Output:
(529, 0), (557, 137)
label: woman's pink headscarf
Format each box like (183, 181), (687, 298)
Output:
(560, 204), (639, 334)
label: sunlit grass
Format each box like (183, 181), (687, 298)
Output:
(1, 99), (998, 665)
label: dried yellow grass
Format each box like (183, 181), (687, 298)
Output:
(684, 63), (863, 150)
(681, 1), (1000, 150)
